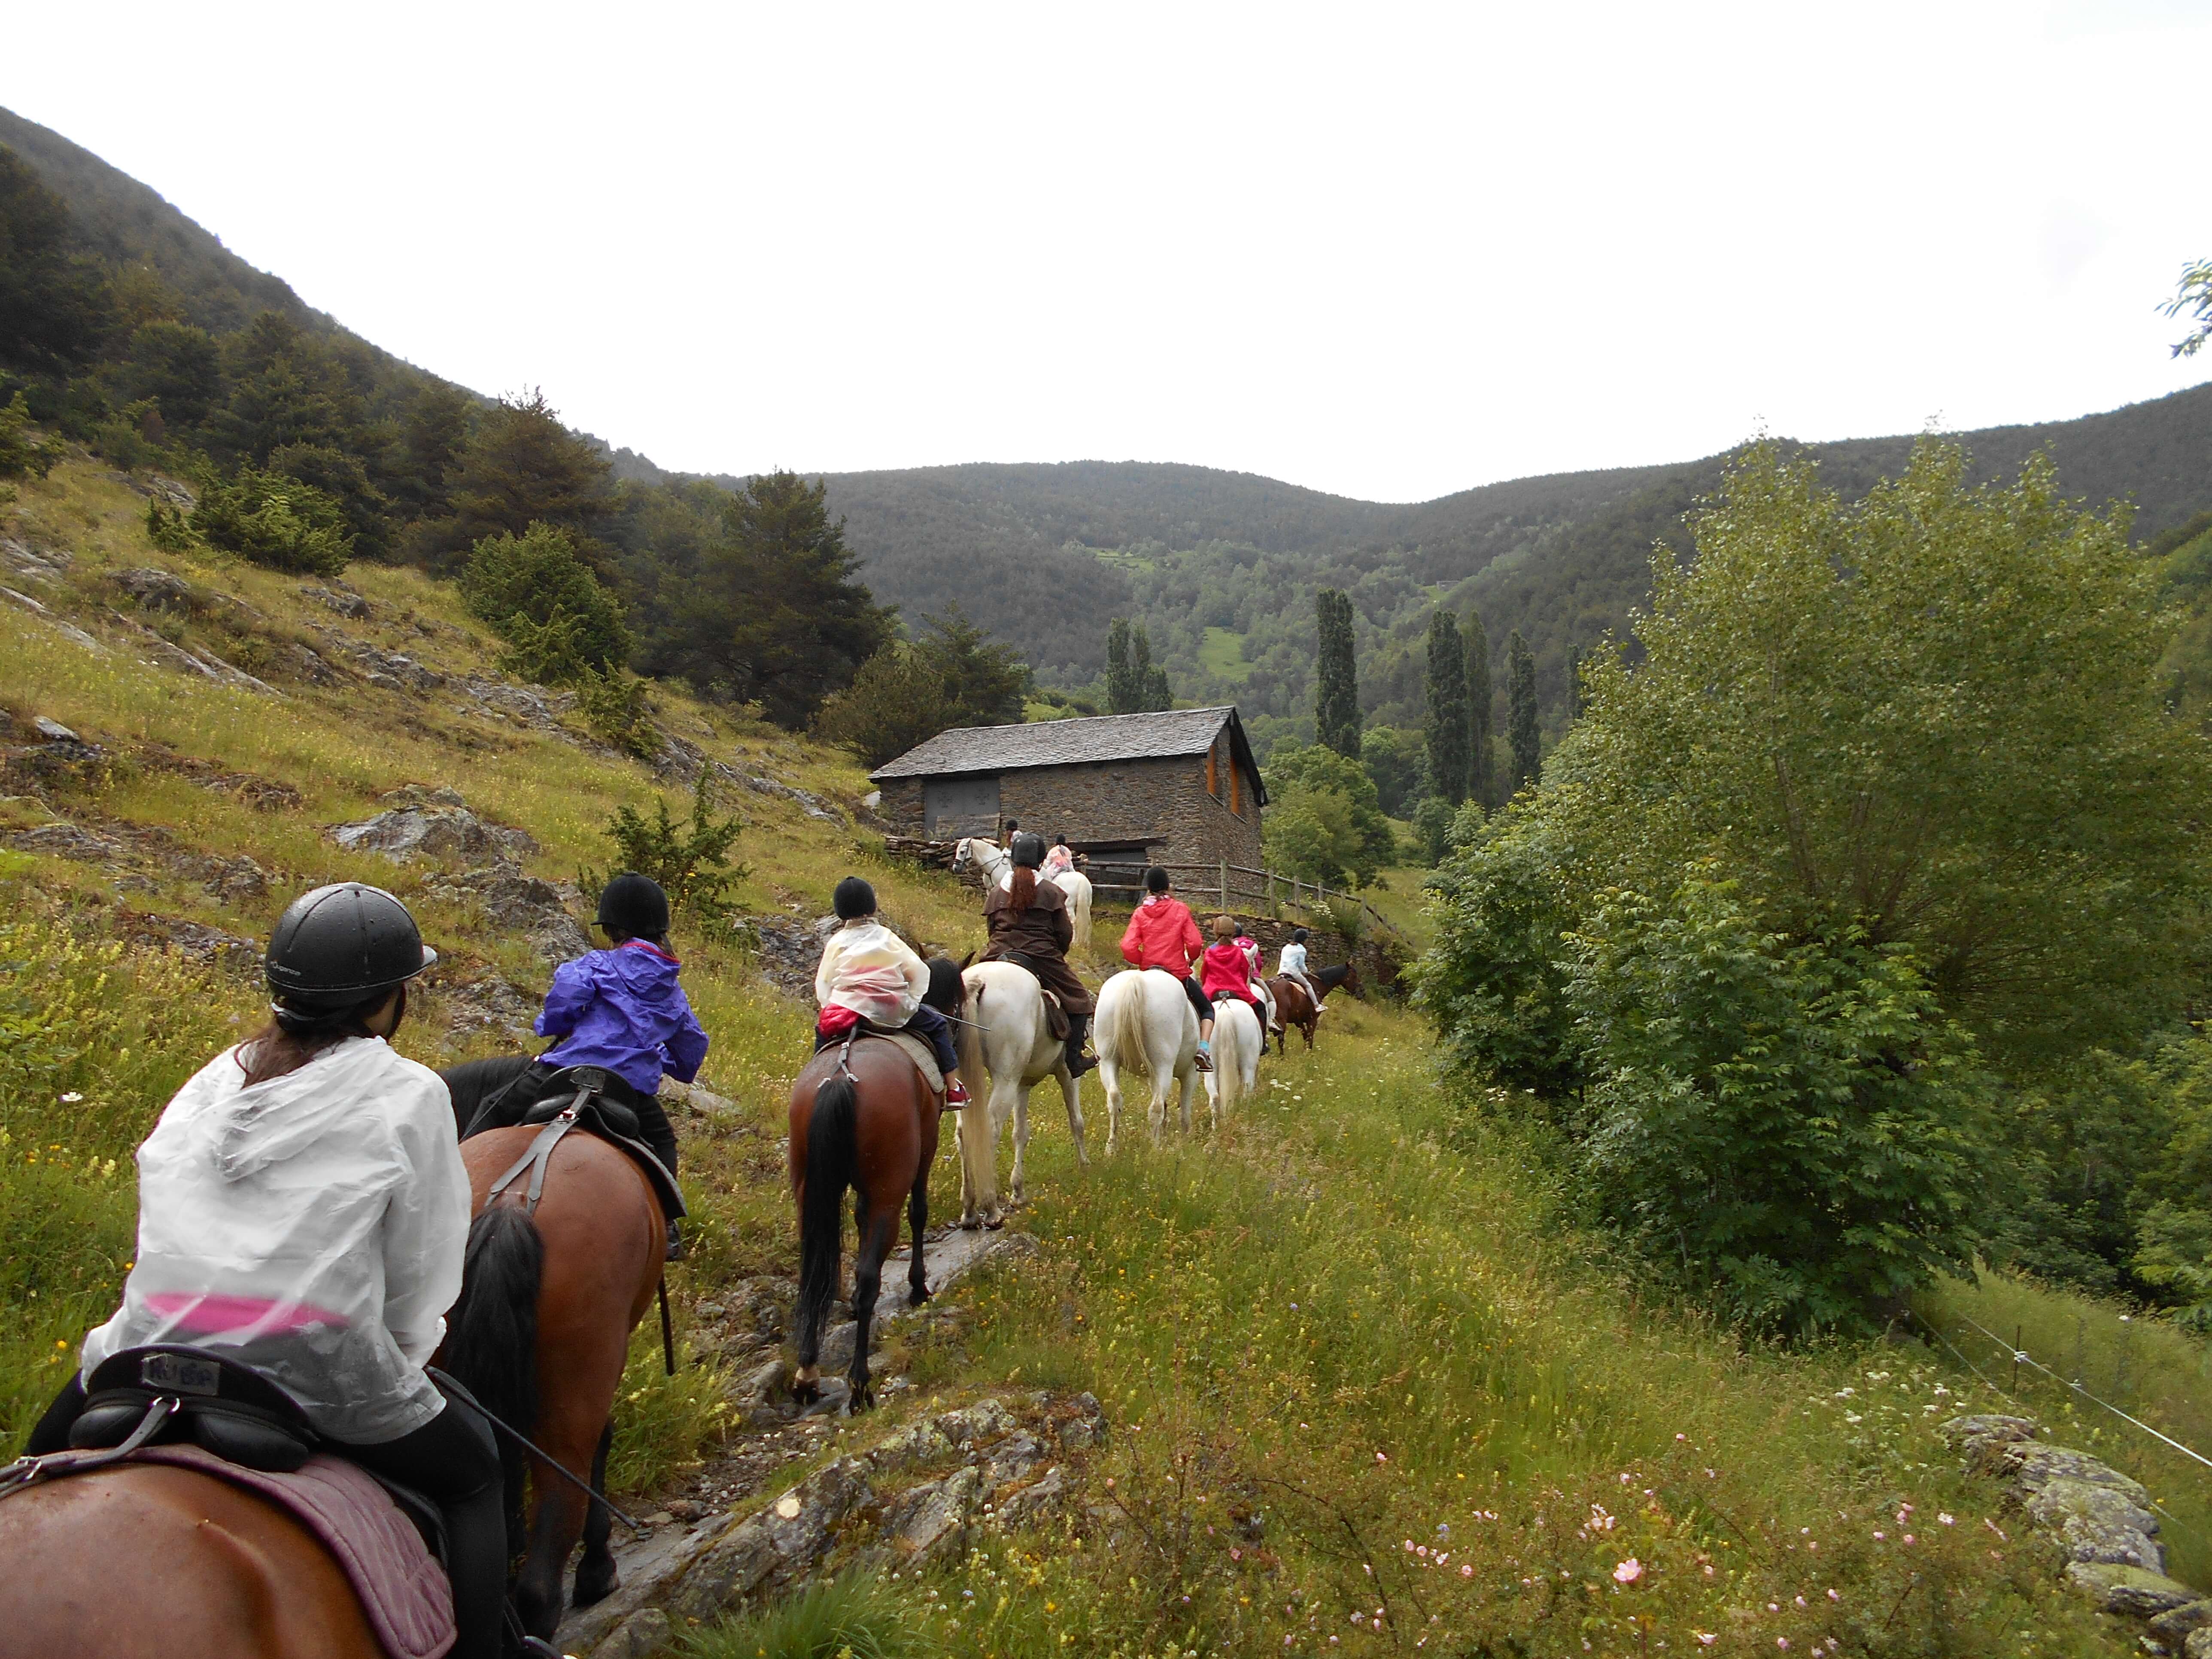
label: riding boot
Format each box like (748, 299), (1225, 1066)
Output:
(1063, 1013), (1099, 1078)
(632, 1093), (685, 1260)
(349, 1392), (505, 1659)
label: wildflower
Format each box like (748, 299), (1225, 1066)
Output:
(1937, 1513), (1954, 1526)
(1778, 1640), (1791, 1650)
(1902, 1534), (1914, 1546)
(1462, 1566), (1474, 1578)
(1614, 1559), (1643, 1585)
(1826, 1590), (1839, 1601)
(1872, 1531), (1885, 1541)
(1697, 1637), (1718, 1648)
(60, 1092), (82, 1103)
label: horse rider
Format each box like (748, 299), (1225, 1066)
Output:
(813, 875), (970, 1107)
(20, 883), (519, 1659)
(1119, 865), (1215, 1071)
(1277, 925), (1324, 1014)
(1201, 914), (1268, 1024)
(1042, 834), (1077, 883)
(521, 871), (706, 1259)
(982, 832), (1099, 1077)
(1231, 919), (1276, 1034)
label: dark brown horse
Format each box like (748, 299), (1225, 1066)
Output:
(441, 1057), (668, 1641)
(1267, 962), (1362, 1054)
(789, 1038), (943, 1411)
(0, 1462), (384, 1659)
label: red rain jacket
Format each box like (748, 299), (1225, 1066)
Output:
(1121, 894), (1205, 974)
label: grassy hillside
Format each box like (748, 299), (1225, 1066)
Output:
(5, 453), (2204, 1657)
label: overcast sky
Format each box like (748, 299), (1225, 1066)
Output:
(9, 1), (2211, 503)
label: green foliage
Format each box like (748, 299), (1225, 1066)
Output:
(1422, 608), (1469, 805)
(0, 392), (65, 480)
(1463, 608), (1493, 808)
(122, 320), (222, 427)
(1409, 795), (1455, 866)
(1106, 616), (1135, 713)
(1263, 743), (1394, 888)
(574, 665), (660, 760)
(685, 1574), (915, 1659)
(1314, 587), (1360, 755)
(1564, 874), (1993, 1334)
(583, 777), (747, 927)
(407, 387), (611, 569)
(144, 494), (201, 553)
(459, 522), (630, 676)
(629, 469), (893, 729)
(0, 144), (111, 372)
(1506, 628), (1540, 789)
(2163, 257), (2212, 359)
(812, 608), (1030, 767)
(917, 605), (1030, 728)
(191, 464), (351, 574)
(1359, 723), (1425, 817)
(268, 441), (392, 562)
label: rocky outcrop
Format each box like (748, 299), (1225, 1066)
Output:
(298, 582), (370, 620)
(1941, 1414), (2204, 1630)
(574, 1389), (1103, 1658)
(331, 787), (540, 864)
(736, 913), (838, 998)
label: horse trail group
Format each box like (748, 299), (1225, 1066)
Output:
(0, 826), (1354, 1659)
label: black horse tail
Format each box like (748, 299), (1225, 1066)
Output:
(795, 1074), (858, 1358)
(444, 1206), (543, 1437)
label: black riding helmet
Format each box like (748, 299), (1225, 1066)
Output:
(1011, 832), (1047, 869)
(265, 882), (436, 1004)
(597, 872), (670, 940)
(1292, 926), (1310, 944)
(834, 876), (876, 920)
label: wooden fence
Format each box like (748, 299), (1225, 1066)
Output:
(1081, 858), (1408, 948)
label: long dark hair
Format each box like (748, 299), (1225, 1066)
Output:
(1008, 867), (1037, 912)
(235, 988), (401, 1088)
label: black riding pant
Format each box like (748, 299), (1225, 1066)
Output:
(21, 1374), (505, 1659)
(1180, 973), (1214, 1027)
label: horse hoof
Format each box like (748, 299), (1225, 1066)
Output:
(908, 1284), (932, 1307)
(571, 1562), (620, 1607)
(847, 1382), (877, 1413)
(985, 1214), (1006, 1232)
(790, 1379), (821, 1407)
(957, 1215), (983, 1232)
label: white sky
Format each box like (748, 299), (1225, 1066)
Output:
(9, 1), (2211, 504)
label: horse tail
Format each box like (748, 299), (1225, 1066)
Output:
(796, 1073), (859, 1354)
(444, 1204), (543, 1436)
(1096, 975), (1149, 1075)
(1069, 877), (1094, 951)
(957, 978), (985, 1082)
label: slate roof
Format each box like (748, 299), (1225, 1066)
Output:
(872, 706), (1266, 804)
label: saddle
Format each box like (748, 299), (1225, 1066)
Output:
(474, 1064), (686, 1224)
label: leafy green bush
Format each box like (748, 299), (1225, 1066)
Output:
(812, 609), (1030, 767)
(582, 777), (747, 927)
(0, 392), (66, 480)
(191, 465), (351, 574)
(1262, 743), (1394, 888)
(685, 1574), (914, 1659)
(1407, 795), (1454, 866)
(1565, 874), (1993, 1334)
(144, 495), (203, 554)
(575, 664), (660, 761)
(459, 522), (630, 676)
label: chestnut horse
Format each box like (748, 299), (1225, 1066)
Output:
(441, 1057), (668, 1641)
(0, 1462), (385, 1659)
(789, 1039), (944, 1412)
(1266, 962), (1362, 1054)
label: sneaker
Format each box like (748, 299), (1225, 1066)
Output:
(945, 1078), (971, 1108)
(1192, 1045), (1214, 1073)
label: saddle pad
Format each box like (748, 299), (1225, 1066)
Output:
(863, 1030), (943, 1096)
(128, 1443), (454, 1659)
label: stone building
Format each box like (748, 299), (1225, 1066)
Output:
(871, 707), (1266, 886)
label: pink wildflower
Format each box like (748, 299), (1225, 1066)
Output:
(1614, 1559), (1643, 1585)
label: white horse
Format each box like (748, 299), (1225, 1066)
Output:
(953, 960), (1088, 1228)
(1092, 968), (1201, 1151)
(1203, 996), (1263, 1128)
(953, 837), (1093, 951)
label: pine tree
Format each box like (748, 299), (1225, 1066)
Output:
(1464, 609), (1493, 809)
(1507, 629), (1541, 790)
(1130, 623), (1173, 711)
(1314, 589), (1361, 756)
(1423, 609), (1470, 806)
(1106, 619), (1136, 714)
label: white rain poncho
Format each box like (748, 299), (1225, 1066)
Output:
(79, 1034), (471, 1444)
(814, 918), (929, 1027)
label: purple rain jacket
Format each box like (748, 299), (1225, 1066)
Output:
(535, 940), (710, 1097)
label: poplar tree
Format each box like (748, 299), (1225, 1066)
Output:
(1130, 623), (1173, 711)
(1507, 629), (1541, 789)
(1315, 589), (1361, 756)
(1423, 609), (1470, 806)
(1106, 618), (1136, 713)
(1464, 609), (1494, 808)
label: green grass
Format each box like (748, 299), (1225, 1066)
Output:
(687, 1573), (917, 1659)
(1199, 626), (1255, 684)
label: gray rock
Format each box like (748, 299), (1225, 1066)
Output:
(332, 805), (538, 865)
(1058, 1392), (1108, 1450)
(1998, 1442), (2151, 1503)
(2, 586), (106, 653)
(2027, 1477), (2163, 1568)
(983, 1430), (1047, 1485)
(288, 643), (342, 685)
(2188, 1626), (2212, 1659)
(865, 1418), (955, 1477)
(882, 1464), (983, 1564)
(666, 1456), (876, 1621)
(2065, 1562), (2199, 1616)
(426, 863), (587, 962)
(12, 821), (125, 863)
(112, 567), (192, 610)
(32, 716), (78, 742)
(936, 1397), (1018, 1449)
(0, 536), (70, 582)
(2149, 1601), (2212, 1645)
(299, 583), (370, 620)
(589, 1606), (670, 1659)
(1937, 1413), (2038, 1448)
(992, 1465), (1068, 1530)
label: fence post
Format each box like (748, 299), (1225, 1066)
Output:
(1220, 857), (1229, 910)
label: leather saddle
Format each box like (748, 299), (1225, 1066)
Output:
(485, 1065), (686, 1223)
(11, 1346), (445, 1558)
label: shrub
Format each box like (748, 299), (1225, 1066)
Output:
(1565, 873), (1993, 1334)
(459, 522), (629, 675)
(191, 465), (351, 574)
(582, 776), (747, 926)
(684, 1574), (914, 1659)
(1408, 795), (1454, 866)
(575, 664), (660, 761)
(1263, 743), (1394, 888)
(0, 392), (66, 480)
(144, 495), (203, 554)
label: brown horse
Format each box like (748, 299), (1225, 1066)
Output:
(0, 1462), (384, 1659)
(1267, 962), (1362, 1054)
(441, 1058), (668, 1641)
(789, 1038), (943, 1412)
